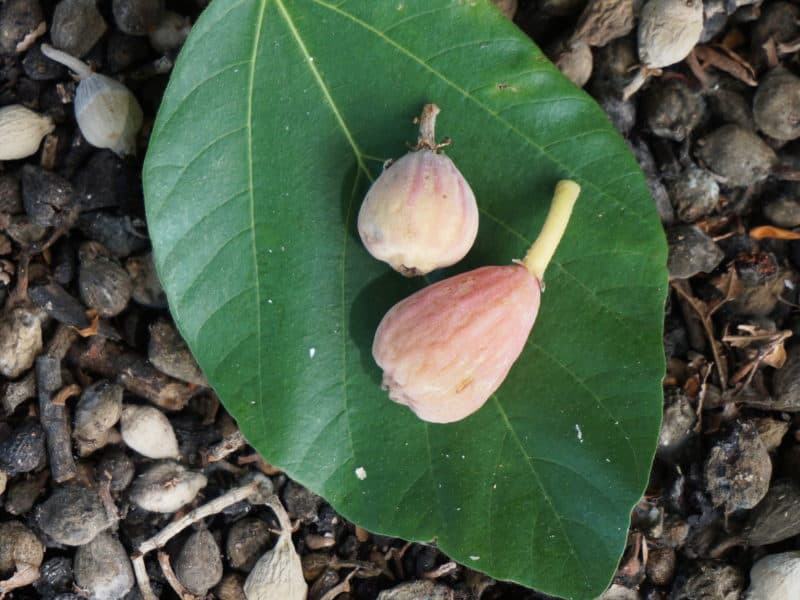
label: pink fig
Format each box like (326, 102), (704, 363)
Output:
(372, 180), (581, 423)
(357, 104), (479, 277)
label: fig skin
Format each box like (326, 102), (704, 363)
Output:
(372, 180), (580, 424)
(373, 265), (540, 424)
(357, 104), (478, 277)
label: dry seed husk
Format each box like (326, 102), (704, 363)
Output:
(175, 528), (223, 596)
(746, 552), (800, 599)
(0, 105), (54, 161)
(129, 461), (207, 513)
(753, 67), (800, 141)
(744, 479), (800, 545)
(572, 0), (634, 47)
(120, 404), (179, 459)
(243, 534), (306, 600)
(73, 532), (134, 600)
(637, 0), (703, 68)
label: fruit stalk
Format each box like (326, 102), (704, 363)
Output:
(522, 179), (581, 281)
(417, 103), (440, 149)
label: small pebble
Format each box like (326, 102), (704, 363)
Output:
(666, 226), (724, 279)
(51, 0), (107, 58)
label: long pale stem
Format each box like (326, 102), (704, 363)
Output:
(522, 180), (580, 281)
(40, 44), (92, 80)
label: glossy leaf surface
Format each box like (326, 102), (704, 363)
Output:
(143, 1), (668, 597)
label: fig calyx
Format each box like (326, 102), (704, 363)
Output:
(373, 180), (580, 423)
(357, 104), (479, 277)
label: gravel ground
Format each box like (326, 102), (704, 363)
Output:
(1, 0), (800, 599)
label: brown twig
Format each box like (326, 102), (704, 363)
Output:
(133, 478), (272, 600)
(36, 356), (76, 482)
(157, 551), (198, 600)
(204, 430), (245, 464)
(0, 564), (40, 600)
(671, 280), (731, 389)
(318, 569), (358, 600)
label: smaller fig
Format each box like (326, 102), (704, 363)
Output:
(373, 180), (580, 423)
(357, 104), (478, 276)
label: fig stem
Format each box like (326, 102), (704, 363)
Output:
(522, 180), (580, 281)
(40, 44), (93, 80)
(417, 103), (441, 149)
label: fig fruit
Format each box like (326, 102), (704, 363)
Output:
(357, 104), (478, 276)
(373, 180), (580, 423)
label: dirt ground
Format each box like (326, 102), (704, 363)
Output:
(1, 0), (799, 599)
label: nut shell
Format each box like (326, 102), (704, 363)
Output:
(358, 149), (478, 276)
(373, 265), (540, 423)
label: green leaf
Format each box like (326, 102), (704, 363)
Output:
(143, 1), (668, 598)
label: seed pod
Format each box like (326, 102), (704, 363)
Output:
(377, 581), (455, 600)
(175, 528), (223, 596)
(373, 181), (579, 423)
(73, 381), (123, 457)
(40, 44), (143, 156)
(120, 404), (180, 459)
(20, 164), (76, 228)
(129, 461), (207, 513)
(34, 557), (74, 598)
(638, 0), (703, 68)
(746, 552), (800, 599)
(148, 320), (206, 385)
(51, 0), (107, 58)
(73, 532), (134, 600)
(753, 67), (800, 141)
(357, 104), (478, 276)
(96, 447), (135, 492)
(0, 421), (46, 476)
(0, 105), (55, 161)
(244, 499), (307, 600)
(0, 521), (44, 576)
(623, 0), (703, 98)
(642, 78), (705, 142)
